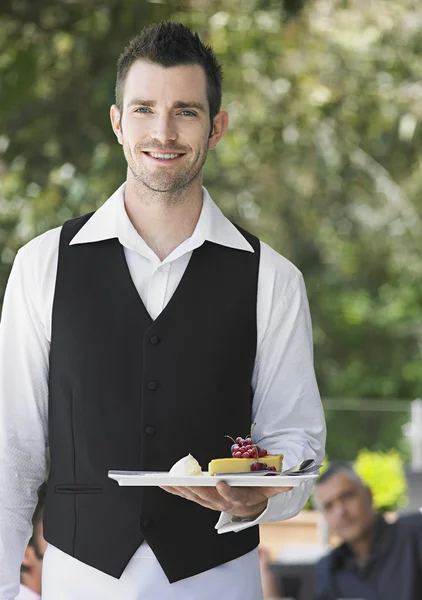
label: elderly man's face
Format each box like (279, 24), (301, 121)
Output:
(316, 473), (375, 543)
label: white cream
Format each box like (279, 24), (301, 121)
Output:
(169, 454), (203, 476)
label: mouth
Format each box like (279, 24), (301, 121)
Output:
(142, 151), (185, 163)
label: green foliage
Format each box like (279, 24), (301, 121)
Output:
(1, 0), (422, 459)
(304, 456), (329, 510)
(354, 448), (408, 512)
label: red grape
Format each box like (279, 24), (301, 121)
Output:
(234, 451), (243, 458)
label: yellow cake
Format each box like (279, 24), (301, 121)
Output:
(208, 454), (283, 475)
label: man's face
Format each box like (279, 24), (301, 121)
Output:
(316, 473), (375, 544)
(111, 60), (224, 195)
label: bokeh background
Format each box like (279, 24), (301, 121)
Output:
(1, 0), (422, 468)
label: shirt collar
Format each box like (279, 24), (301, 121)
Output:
(69, 182), (254, 257)
(333, 514), (390, 572)
(18, 584), (41, 600)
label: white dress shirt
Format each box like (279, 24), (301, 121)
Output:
(0, 183), (325, 600)
(16, 585), (40, 600)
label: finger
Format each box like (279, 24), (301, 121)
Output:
(216, 482), (292, 506)
(175, 486), (222, 503)
(160, 485), (200, 501)
(162, 486), (230, 511)
(160, 485), (182, 495)
(256, 486), (293, 497)
(215, 480), (232, 497)
(215, 481), (257, 506)
(170, 486), (229, 511)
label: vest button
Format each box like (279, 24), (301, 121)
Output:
(145, 426), (156, 436)
(150, 335), (160, 345)
(147, 381), (159, 391)
(142, 518), (153, 529)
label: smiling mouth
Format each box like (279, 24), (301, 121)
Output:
(143, 151), (185, 161)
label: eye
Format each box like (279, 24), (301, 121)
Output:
(179, 110), (197, 116)
(134, 107), (151, 114)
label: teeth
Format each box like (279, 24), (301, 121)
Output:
(149, 152), (180, 159)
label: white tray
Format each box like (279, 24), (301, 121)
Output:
(108, 470), (318, 487)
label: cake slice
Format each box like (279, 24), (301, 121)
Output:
(209, 453), (283, 475)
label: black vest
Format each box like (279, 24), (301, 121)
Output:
(43, 212), (261, 582)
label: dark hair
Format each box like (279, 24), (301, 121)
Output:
(115, 22), (223, 124)
(315, 462), (363, 488)
(21, 482), (46, 574)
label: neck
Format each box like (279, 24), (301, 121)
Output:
(21, 573), (41, 596)
(124, 173), (204, 261)
(350, 515), (377, 560)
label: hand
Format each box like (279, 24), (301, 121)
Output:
(159, 481), (292, 519)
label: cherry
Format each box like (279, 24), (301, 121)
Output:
(251, 461), (267, 471)
(227, 427), (270, 461)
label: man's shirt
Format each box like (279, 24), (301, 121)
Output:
(16, 584), (40, 600)
(0, 183), (326, 600)
(315, 513), (422, 600)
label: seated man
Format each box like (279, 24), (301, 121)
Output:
(314, 463), (422, 600)
(17, 483), (47, 600)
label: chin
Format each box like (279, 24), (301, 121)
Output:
(339, 527), (361, 543)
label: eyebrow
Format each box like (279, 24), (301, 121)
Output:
(127, 99), (206, 112)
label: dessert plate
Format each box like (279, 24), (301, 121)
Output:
(108, 470), (319, 487)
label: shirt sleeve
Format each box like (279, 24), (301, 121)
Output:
(215, 272), (326, 533)
(0, 246), (49, 600)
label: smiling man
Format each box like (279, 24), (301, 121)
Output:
(0, 22), (325, 600)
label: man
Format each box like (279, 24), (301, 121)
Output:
(314, 463), (422, 600)
(0, 22), (325, 599)
(17, 484), (47, 600)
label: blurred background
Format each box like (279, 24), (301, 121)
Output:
(1, 0), (421, 596)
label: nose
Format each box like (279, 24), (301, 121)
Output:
(151, 113), (177, 145)
(333, 501), (347, 520)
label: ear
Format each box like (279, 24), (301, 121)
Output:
(208, 110), (229, 150)
(110, 105), (123, 145)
